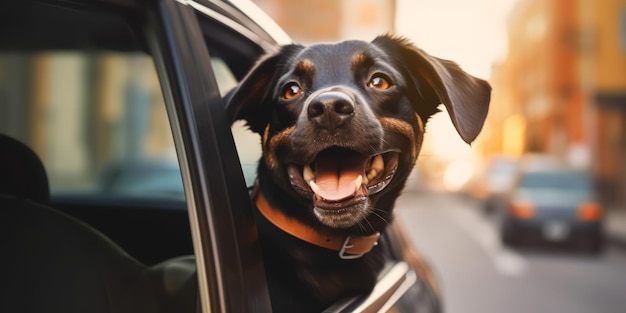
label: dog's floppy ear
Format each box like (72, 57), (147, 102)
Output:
(372, 35), (491, 144)
(225, 44), (303, 134)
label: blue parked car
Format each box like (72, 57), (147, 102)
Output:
(501, 167), (604, 253)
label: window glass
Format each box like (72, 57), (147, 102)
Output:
(0, 52), (182, 200)
(0, 51), (260, 198)
(211, 54), (262, 187)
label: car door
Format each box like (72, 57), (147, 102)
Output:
(0, 0), (273, 312)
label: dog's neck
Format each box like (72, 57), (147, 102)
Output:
(253, 186), (380, 259)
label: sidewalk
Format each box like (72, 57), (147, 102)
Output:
(605, 206), (626, 247)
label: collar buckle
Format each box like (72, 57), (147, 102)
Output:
(339, 236), (367, 259)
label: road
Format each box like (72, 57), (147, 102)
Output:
(395, 189), (626, 313)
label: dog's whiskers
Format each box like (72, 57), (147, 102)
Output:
(379, 137), (391, 147)
(357, 221), (368, 234)
(370, 208), (390, 225)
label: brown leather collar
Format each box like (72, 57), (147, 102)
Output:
(254, 187), (380, 259)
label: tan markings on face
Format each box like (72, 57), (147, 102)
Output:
(263, 125), (295, 171)
(295, 59), (315, 75)
(352, 52), (369, 68)
(262, 124), (271, 146)
(414, 113), (425, 158)
(415, 112), (425, 133)
(379, 116), (420, 161)
(261, 124), (275, 170)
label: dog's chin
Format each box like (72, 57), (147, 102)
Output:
(286, 149), (399, 229)
(312, 196), (371, 228)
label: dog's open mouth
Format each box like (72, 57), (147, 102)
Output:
(287, 147), (399, 207)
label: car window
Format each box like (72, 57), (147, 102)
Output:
(0, 52), (183, 200)
(210, 55), (261, 187)
(520, 171), (592, 191)
(0, 50), (258, 198)
(0, 2), (273, 312)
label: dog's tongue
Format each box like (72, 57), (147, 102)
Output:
(314, 154), (363, 201)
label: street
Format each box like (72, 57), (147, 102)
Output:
(395, 189), (626, 313)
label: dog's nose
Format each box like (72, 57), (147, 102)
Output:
(307, 91), (355, 130)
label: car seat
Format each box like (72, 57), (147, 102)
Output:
(0, 133), (198, 313)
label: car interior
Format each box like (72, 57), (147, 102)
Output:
(0, 0), (264, 267)
(0, 134), (198, 312)
(0, 0), (279, 310)
(0, 0), (199, 263)
(0, 1), (200, 311)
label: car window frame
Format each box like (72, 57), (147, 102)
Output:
(145, 0), (272, 312)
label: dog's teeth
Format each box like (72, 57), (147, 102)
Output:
(365, 155), (384, 182)
(367, 169), (378, 181)
(355, 175), (363, 189)
(303, 165), (315, 183)
(372, 155), (384, 172)
(309, 180), (320, 194)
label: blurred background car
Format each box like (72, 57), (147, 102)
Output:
(474, 155), (519, 214)
(501, 166), (604, 253)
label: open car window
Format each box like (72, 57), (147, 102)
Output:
(209, 54), (261, 187)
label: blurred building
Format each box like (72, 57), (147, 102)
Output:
(484, 0), (626, 205)
(252, 0), (396, 43)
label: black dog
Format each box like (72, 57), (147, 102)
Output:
(227, 35), (490, 312)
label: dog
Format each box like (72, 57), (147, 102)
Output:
(226, 34), (490, 312)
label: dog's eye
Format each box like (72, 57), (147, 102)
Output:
(282, 82), (304, 100)
(368, 75), (391, 90)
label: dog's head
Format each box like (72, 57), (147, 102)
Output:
(227, 35), (490, 232)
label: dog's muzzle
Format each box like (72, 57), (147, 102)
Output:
(284, 90), (399, 228)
